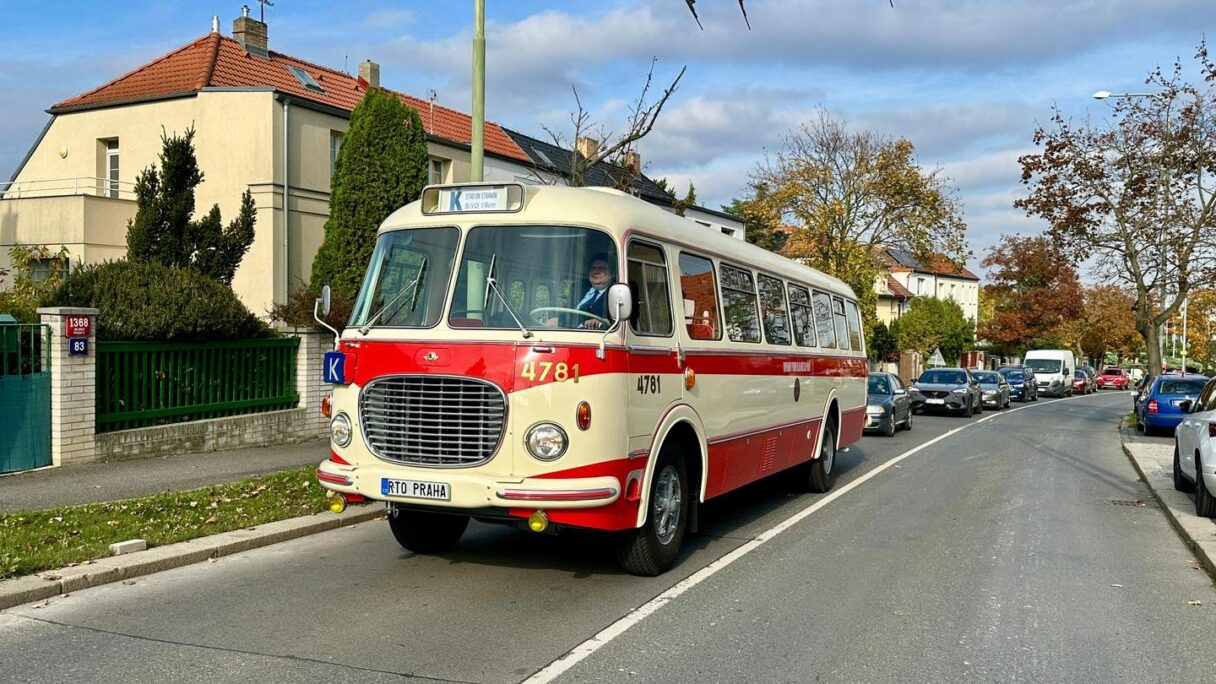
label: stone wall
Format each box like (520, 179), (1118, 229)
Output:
(95, 408), (312, 461)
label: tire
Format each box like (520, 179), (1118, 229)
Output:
(1135, 412), (1145, 432)
(797, 423), (838, 493)
(975, 398), (983, 414)
(387, 508), (469, 554)
(1196, 454), (1216, 518)
(902, 410), (913, 431)
(884, 416), (896, 437)
(616, 448), (689, 576)
(1175, 445), (1195, 493)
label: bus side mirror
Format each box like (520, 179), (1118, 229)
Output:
(317, 285), (332, 317)
(607, 283), (633, 322)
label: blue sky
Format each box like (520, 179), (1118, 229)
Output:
(2, 1), (1214, 274)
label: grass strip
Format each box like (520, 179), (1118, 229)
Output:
(0, 466), (331, 580)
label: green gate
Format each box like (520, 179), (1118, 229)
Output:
(0, 319), (51, 473)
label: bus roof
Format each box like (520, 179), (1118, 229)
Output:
(379, 183), (857, 301)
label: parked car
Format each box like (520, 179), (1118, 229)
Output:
(1072, 370), (1090, 395)
(865, 372), (913, 436)
(1097, 366), (1130, 390)
(1133, 375), (1153, 412)
(1137, 373), (1210, 436)
(972, 370), (1011, 409)
(1078, 366), (1098, 393)
(1025, 349), (1076, 397)
(998, 366), (1038, 402)
(911, 367), (982, 417)
(1174, 377), (1216, 517)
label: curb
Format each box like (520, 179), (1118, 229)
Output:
(0, 505), (385, 611)
(1118, 425), (1216, 583)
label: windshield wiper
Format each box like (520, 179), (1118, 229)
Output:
(359, 257), (428, 335)
(483, 253), (532, 339)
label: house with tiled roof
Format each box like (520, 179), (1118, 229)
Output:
(880, 247), (980, 322)
(874, 276), (914, 325)
(1, 12), (544, 316)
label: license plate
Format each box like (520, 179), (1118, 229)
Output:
(382, 478), (451, 501)
(926, 398), (945, 405)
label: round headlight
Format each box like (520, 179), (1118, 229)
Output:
(525, 423), (568, 461)
(330, 412), (353, 448)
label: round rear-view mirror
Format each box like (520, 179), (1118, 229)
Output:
(319, 285), (332, 317)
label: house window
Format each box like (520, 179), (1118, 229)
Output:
(105, 140), (119, 198)
(330, 132), (343, 176)
(288, 66), (325, 93)
(429, 158), (447, 185)
(916, 277), (926, 295)
(30, 257), (68, 283)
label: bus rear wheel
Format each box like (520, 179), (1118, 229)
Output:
(616, 450), (688, 576)
(387, 507), (469, 554)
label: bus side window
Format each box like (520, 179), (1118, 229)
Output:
(832, 296), (850, 351)
(844, 299), (864, 354)
(812, 290), (836, 349)
(757, 274), (791, 345)
(788, 283), (816, 347)
(720, 264), (762, 343)
(678, 252), (722, 340)
(627, 240), (674, 336)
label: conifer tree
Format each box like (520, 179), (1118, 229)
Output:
(310, 88), (430, 299)
(126, 128), (255, 285)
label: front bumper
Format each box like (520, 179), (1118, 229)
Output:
(316, 459), (625, 511)
(982, 394), (1003, 407)
(920, 395), (970, 412)
(864, 412), (893, 431)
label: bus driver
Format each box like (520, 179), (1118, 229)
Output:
(551, 252), (614, 329)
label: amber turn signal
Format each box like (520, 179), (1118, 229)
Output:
(320, 395), (332, 418)
(684, 367), (696, 390)
(576, 401), (591, 431)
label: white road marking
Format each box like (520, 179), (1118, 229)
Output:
(524, 391), (1120, 683)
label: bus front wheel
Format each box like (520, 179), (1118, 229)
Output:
(616, 450), (688, 576)
(387, 507), (469, 554)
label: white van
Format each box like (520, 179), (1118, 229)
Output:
(1024, 349), (1076, 397)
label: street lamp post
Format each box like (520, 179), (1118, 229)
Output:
(1093, 88), (1170, 372)
(470, 0), (485, 182)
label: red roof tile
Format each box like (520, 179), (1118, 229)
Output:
(50, 33), (530, 163)
(885, 278), (914, 299)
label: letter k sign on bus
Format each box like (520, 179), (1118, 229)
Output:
(323, 351), (347, 384)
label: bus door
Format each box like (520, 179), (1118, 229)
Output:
(624, 240), (682, 445)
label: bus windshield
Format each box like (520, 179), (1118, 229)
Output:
(450, 225), (619, 331)
(1025, 359), (1061, 374)
(350, 227), (460, 329)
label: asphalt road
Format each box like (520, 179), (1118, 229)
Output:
(3, 392), (1214, 682)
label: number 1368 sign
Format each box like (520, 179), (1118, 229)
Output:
(65, 315), (92, 338)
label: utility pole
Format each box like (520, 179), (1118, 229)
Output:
(470, 0), (485, 182)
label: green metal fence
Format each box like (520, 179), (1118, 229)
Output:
(0, 321), (52, 473)
(96, 338), (301, 433)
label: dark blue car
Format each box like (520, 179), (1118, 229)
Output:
(1137, 373), (1210, 436)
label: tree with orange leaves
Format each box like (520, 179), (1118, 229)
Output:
(980, 234), (1083, 354)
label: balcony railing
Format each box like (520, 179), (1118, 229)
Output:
(0, 176), (136, 200)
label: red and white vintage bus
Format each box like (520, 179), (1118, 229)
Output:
(315, 182), (867, 575)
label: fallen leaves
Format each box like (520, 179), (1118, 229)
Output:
(1187, 599), (1203, 606)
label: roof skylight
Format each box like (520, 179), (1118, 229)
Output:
(288, 66), (325, 93)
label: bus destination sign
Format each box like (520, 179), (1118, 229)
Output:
(442, 187), (506, 212)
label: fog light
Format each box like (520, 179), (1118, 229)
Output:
(528, 510), (549, 532)
(329, 493), (348, 514)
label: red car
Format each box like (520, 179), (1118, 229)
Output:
(1097, 366), (1129, 390)
(1072, 370), (1089, 394)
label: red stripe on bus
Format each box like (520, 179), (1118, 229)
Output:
(339, 340), (866, 389)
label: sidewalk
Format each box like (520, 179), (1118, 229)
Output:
(1120, 426), (1216, 579)
(0, 439), (330, 513)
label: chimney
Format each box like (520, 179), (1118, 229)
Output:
(624, 151), (642, 174)
(359, 60), (380, 89)
(233, 6), (268, 57)
(576, 136), (599, 160)
(211, 15), (220, 33)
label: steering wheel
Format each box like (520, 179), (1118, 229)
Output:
(529, 307), (609, 327)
